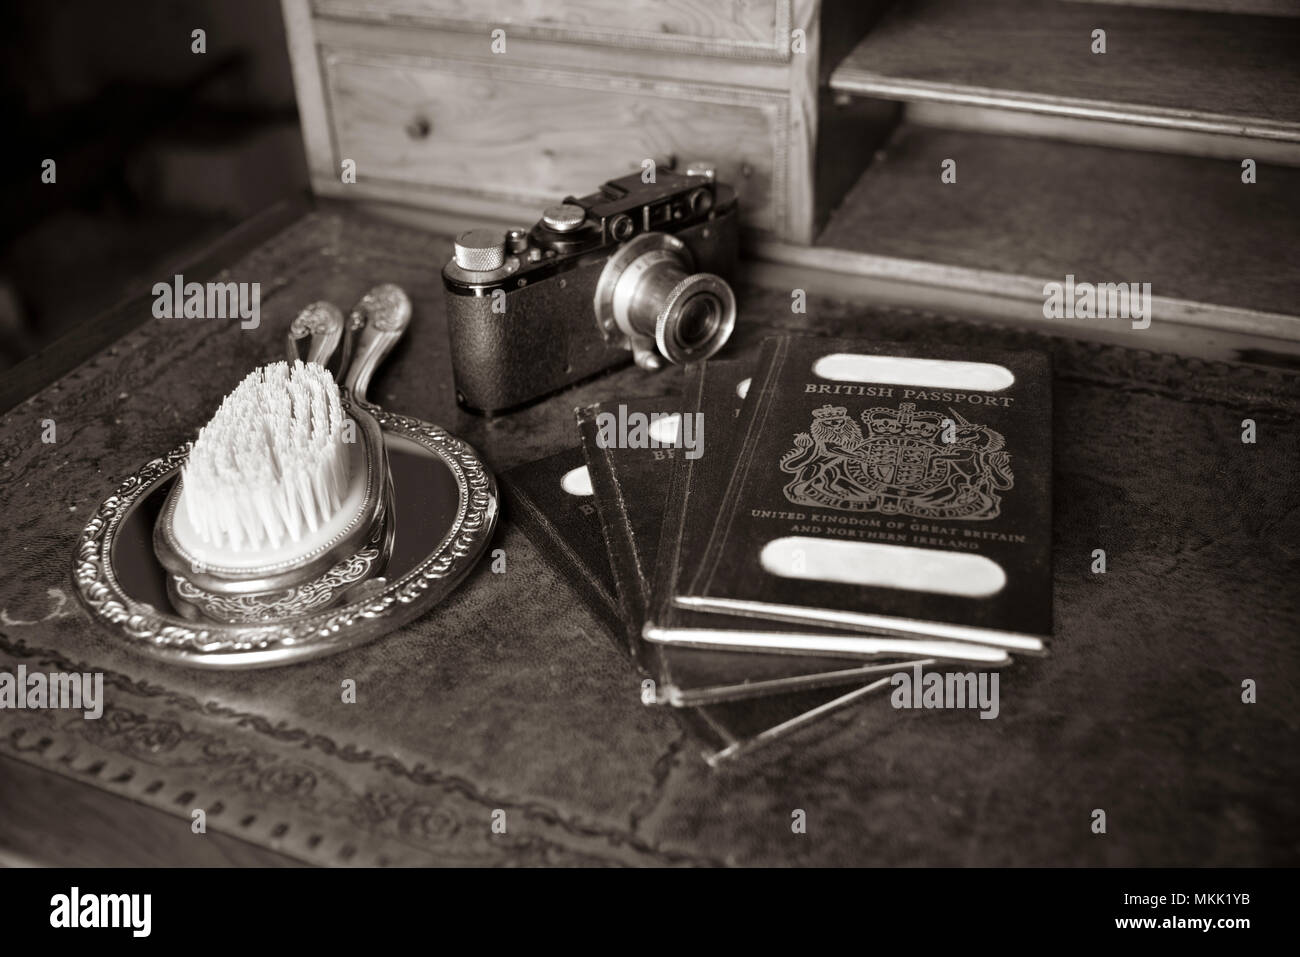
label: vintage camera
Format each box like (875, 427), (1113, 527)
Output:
(442, 165), (738, 414)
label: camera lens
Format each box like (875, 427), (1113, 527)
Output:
(595, 233), (737, 367)
(654, 274), (734, 364)
(675, 293), (720, 349)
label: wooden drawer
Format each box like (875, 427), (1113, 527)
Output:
(312, 0), (793, 59)
(320, 48), (792, 235)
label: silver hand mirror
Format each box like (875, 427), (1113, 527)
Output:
(71, 284), (499, 669)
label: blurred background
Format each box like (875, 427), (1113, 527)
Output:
(0, 0), (308, 372)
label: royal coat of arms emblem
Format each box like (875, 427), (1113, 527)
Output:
(779, 403), (1013, 520)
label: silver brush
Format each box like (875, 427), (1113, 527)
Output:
(155, 286), (411, 622)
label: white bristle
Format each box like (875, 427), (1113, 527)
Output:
(181, 360), (350, 552)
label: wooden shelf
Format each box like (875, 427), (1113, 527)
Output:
(815, 123), (1300, 319)
(828, 0), (1300, 142)
(1081, 0), (1300, 16)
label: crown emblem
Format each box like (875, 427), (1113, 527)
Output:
(862, 401), (944, 438)
(811, 405), (847, 420)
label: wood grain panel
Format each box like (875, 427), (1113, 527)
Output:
(313, 0), (791, 59)
(830, 0), (1300, 141)
(321, 49), (789, 234)
(310, 15), (797, 90)
(282, 0), (338, 185)
(815, 123), (1300, 318)
(1076, 0), (1300, 16)
(742, 245), (1300, 361)
(907, 100), (1300, 167)
(786, 0), (819, 243)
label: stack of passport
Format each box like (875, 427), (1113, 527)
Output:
(504, 335), (1052, 763)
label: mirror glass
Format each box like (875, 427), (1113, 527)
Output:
(111, 432), (463, 621)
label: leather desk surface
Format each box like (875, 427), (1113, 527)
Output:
(1, 206), (1297, 866)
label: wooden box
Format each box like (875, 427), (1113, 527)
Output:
(283, 0), (839, 242)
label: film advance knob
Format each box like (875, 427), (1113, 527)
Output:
(453, 229), (507, 271)
(541, 203), (586, 232)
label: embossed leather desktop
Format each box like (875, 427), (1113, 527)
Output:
(1, 208), (1296, 865)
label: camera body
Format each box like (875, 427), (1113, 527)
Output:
(442, 167), (739, 414)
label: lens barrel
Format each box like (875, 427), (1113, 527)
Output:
(595, 233), (736, 367)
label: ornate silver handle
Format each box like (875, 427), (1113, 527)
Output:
(341, 284), (412, 404)
(286, 301), (345, 372)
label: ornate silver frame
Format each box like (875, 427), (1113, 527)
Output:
(72, 405), (498, 669)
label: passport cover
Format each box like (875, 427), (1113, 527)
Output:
(500, 448), (623, 646)
(641, 361), (981, 692)
(680, 336), (1053, 652)
(575, 372), (925, 704)
(649, 345), (1014, 666)
(503, 444), (883, 762)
